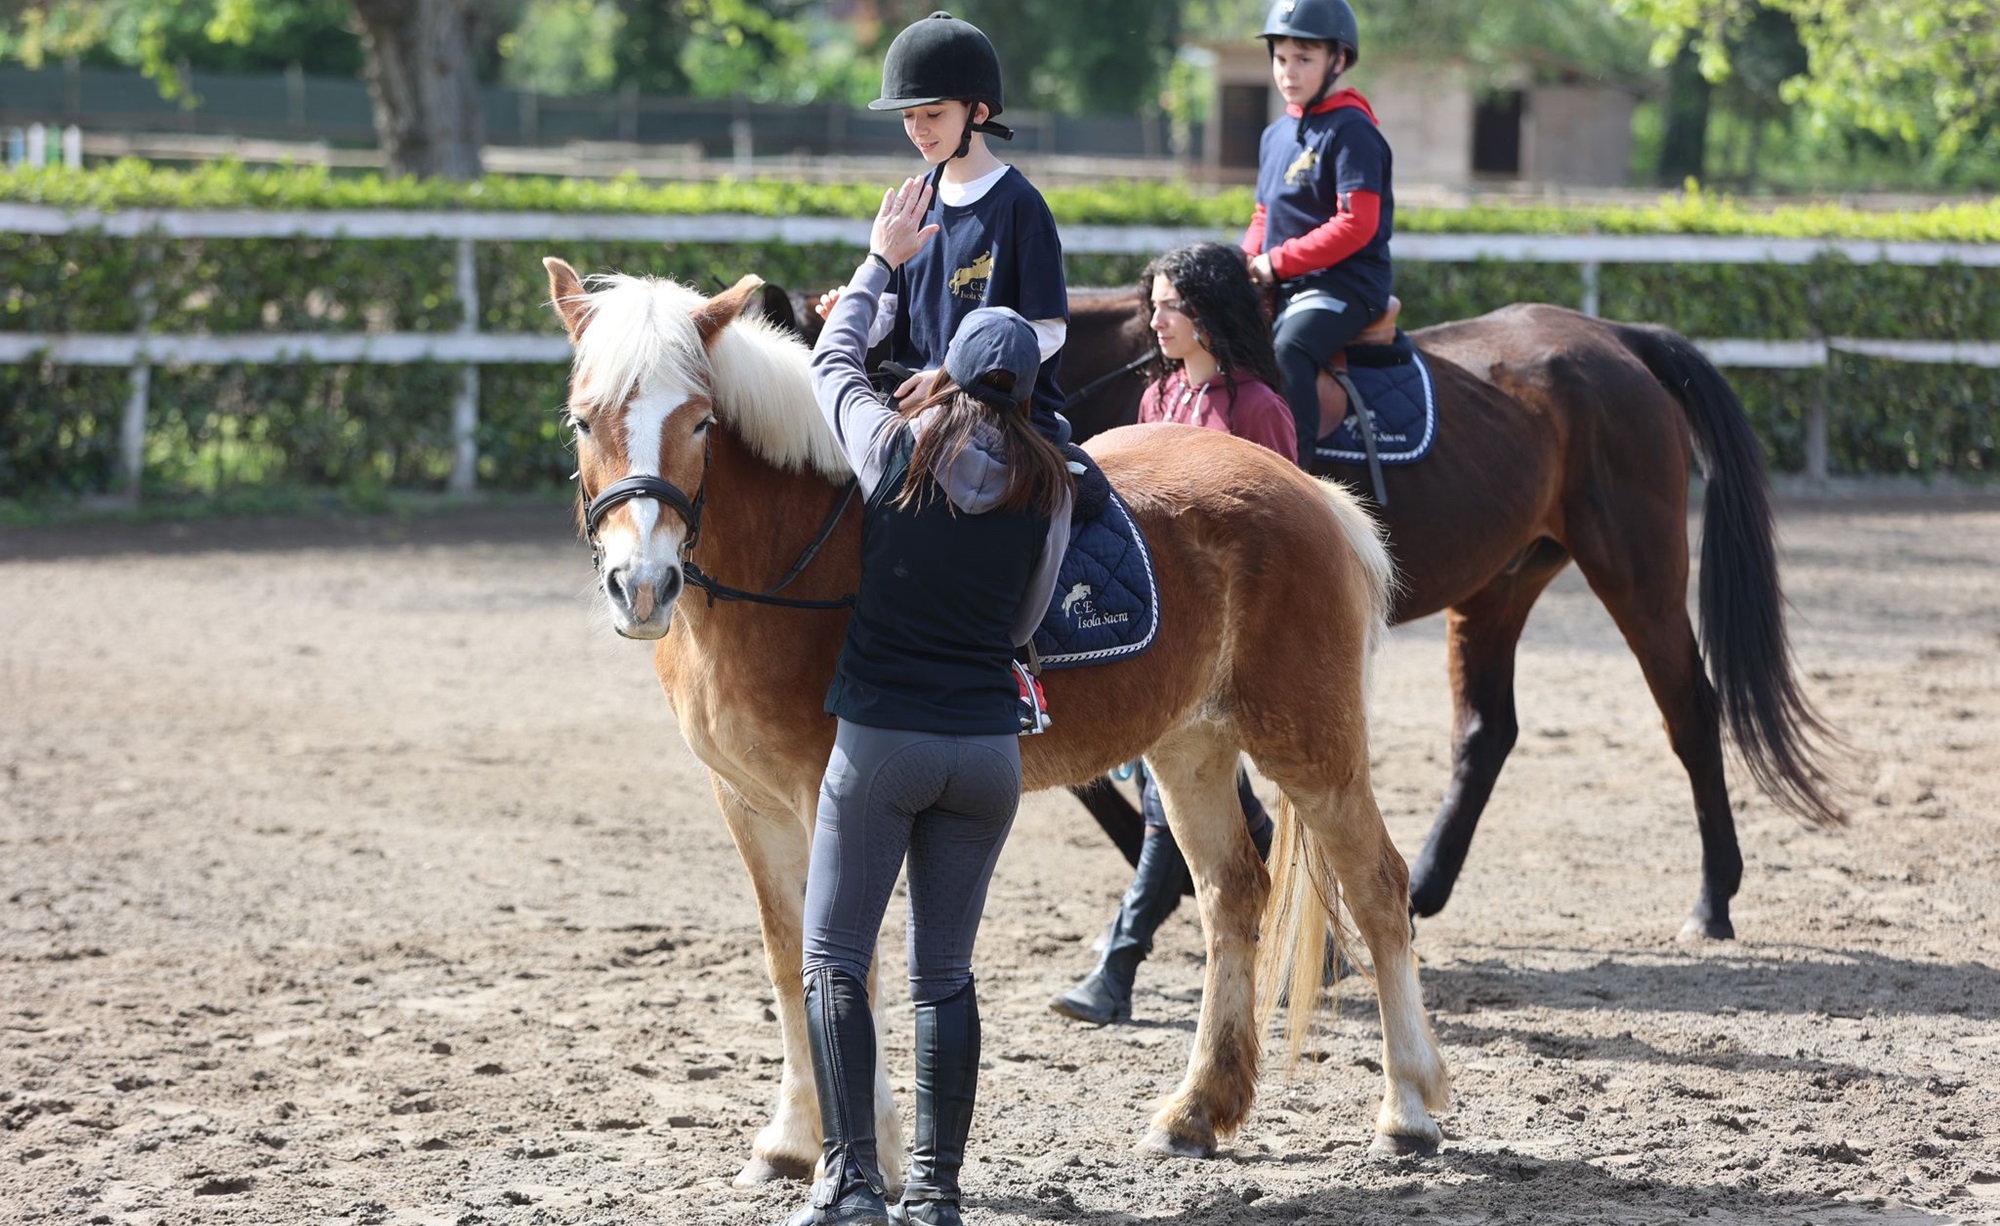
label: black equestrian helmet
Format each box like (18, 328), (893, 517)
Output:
(869, 11), (1005, 116)
(1259, 0), (1360, 65)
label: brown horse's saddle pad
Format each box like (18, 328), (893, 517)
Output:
(1316, 297), (1401, 437)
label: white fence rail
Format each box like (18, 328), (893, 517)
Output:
(5, 204), (1994, 498)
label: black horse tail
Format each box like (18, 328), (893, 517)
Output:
(1616, 322), (1847, 827)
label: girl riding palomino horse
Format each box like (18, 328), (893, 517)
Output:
(820, 11), (1070, 444)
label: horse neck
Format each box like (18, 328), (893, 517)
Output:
(679, 426), (856, 623)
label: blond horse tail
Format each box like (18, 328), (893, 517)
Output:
(1255, 795), (1356, 1068)
(1314, 475), (1395, 661)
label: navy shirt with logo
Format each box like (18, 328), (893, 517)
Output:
(890, 166), (1069, 435)
(1254, 100), (1394, 311)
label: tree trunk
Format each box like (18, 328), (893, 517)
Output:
(349, 0), (484, 180)
(1656, 37), (1710, 187)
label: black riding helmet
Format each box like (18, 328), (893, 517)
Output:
(1259, 0), (1360, 66)
(870, 10), (1015, 169)
(1261, 0), (1360, 146)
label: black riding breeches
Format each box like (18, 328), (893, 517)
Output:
(1274, 294), (1372, 467)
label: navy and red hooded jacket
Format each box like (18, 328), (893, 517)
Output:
(1243, 88), (1394, 310)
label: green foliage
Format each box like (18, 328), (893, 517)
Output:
(499, 0), (621, 95)
(1616, 0), (2000, 161)
(3, 162), (1994, 507)
(0, 0), (363, 84)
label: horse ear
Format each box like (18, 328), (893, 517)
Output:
(693, 275), (766, 348)
(544, 257), (590, 342)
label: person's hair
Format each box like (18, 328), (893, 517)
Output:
(892, 370), (1072, 518)
(1268, 34), (1347, 70)
(1141, 242), (1283, 420)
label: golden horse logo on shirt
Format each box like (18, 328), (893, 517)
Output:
(1284, 146), (1319, 187)
(948, 251), (994, 299)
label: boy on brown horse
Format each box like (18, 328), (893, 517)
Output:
(1247, 0), (1396, 468)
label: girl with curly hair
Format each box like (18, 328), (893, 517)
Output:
(1136, 241), (1296, 463)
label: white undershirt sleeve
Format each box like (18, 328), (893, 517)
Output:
(1027, 317), (1066, 361)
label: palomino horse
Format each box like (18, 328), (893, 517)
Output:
(1057, 290), (1844, 940)
(540, 259), (1451, 1182)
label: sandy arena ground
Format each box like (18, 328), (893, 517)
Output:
(1, 495), (1996, 1226)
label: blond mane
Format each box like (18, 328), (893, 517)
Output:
(567, 274), (850, 481)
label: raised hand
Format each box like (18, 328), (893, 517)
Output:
(869, 177), (940, 270)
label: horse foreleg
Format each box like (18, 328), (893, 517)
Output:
(711, 777), (821, 1184)
(1138, 734), (1269, 1159)
(1408, 546), (1567, 918)
(1299, 788), (1451, 1153)
(712, 776), (909, 1191)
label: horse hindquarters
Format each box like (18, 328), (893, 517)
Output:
(1224, 477), (1448, 1149)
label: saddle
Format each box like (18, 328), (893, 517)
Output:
(1315, 296), (1402, 437)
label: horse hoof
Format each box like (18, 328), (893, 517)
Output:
(735, 1153), (813, 1185)
(1678, 914), (1735, 942)
(1370, 1132), (1440, 1158)
(1138, 1127), (1216, 1160)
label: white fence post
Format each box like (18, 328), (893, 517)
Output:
(1806, 358), (1831, 484)
(119, 250), (156, 506)
(448, 237), (479, 497)
(1580, 259), (1601, 317)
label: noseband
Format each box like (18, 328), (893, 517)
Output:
(580, 441), (857, 612)
(584, 472), (705, 555)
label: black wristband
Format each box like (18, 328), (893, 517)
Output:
(865, 251), (893, 272)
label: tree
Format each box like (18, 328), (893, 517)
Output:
(346, 0), (488, 179)
(955, 0), (1183, 117)
(1615, 0), (2000, 158)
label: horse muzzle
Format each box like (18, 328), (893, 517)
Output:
(603, 558), (684, 638)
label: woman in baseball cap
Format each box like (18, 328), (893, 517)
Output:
(788, 175), (1075, 1226)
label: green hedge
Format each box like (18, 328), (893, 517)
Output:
(7, 160), (2000, 240)
(3, 162), (1995, 505)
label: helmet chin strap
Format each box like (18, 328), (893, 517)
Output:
(1293, 54), (1343, 147)
(929, 105), (1016, 194)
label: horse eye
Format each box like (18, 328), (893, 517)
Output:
(693, 416), (714, 436)
(567, 411), (591, 435)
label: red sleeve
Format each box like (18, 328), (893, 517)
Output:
(1268, 190), (1380, 281)
(1242, 202), (1267, 258)
(1230, 379), (1299, 465)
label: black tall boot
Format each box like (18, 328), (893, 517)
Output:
(1049, 819), (1188, 1025)
(783, 966), (890, 1226)
(1053, 769), (1272, 1026)
(889, 981), (980, 1226)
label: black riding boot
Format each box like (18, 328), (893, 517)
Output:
(782, 967), (890, 1226)
(1053, 769), (1272, 1025)
(889, 981), (980, 1226)
(1050, 820), (1188, 1025)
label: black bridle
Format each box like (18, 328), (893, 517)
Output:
(581, 442), (858, 612)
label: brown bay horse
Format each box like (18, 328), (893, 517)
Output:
(540, 259), (1451, 1183)
(1058, 288), (1846, 941)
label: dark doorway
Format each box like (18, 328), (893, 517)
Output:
(1218, 83), (1270, 173)
(1472, 89), (1524, 177)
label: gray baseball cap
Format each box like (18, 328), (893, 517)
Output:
(944, 307), (1039, 410)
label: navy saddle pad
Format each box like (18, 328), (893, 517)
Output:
(1030, 444), (1160, 672)
(1314, 330), (1438, 466)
